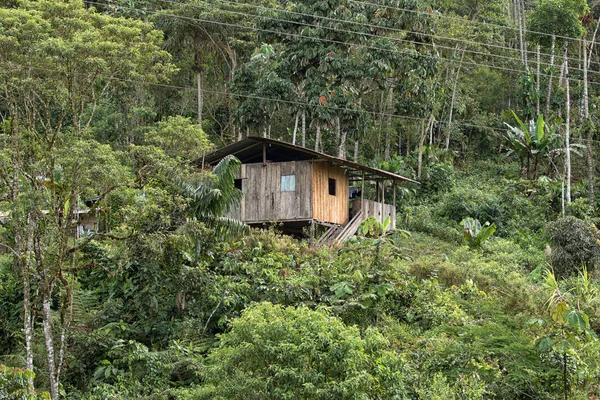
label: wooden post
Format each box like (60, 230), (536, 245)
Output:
(381, 179), (385, 223)
(310, 220), (315, 246)
(393, 181), (397, 230)
(262, 143), (267, 166)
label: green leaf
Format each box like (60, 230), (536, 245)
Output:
(330, 281), (354, 298)
(565, 309), (588, 332)
(536, 336), (553, 352)
(536, 114), (545, 142)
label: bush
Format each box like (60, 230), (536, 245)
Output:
(418, 162), (455, 196)
(438, 184), (510, 233)
(546, 216), (600, 277)
(200, 302), (409, 399)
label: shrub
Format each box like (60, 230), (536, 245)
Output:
(546, 216), (600, 277)
(200, 302), (409, 399)
(438, 184), (510, 233)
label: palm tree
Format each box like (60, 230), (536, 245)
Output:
(184, 154), (248, 240)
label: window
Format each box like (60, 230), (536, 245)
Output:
(328, 178), (336, 196)
(281, 175), (296, 191)
(234, 179), (243, 191)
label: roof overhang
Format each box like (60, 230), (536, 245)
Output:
(200, 137), (419, 184)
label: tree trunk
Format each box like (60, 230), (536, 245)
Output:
(564, 46), (572, 205)
(384, 87), (394, 159)
(292, 112), (299, 145)
(23, 214), (35, 392)
(583, 39), (595, 206)
(354, 138), (359, 161)
(335, 116), (341, 149)
(536, 43), (541, 115)
(314, 124), (321, 152)
(194, 35), (204, 126)
(516, 0), (526, 67)
(546, 35), (556, 116)
(417, 118), (430, 179)
(447, 48), (465, 151)
(196, 70), (203, 126)
(42, 291), (59, 400)
(517, 0), (528, 69)
(338, 129), (347, 159)
(588, 18), (600, 71)
(398, 127), (402, 155)
(301, 110), (306, 147)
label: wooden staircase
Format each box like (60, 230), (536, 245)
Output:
(316, 210), (364, 245)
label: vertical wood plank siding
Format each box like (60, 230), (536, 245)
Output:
(239, 161), (312, 223)
(312, 162), (349, 225)
(351, 199), (396, 229)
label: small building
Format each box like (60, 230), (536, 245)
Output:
(203, 137), (417, 243)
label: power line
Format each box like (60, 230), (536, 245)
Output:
(86, 0), (600, 85)
(6, 62), (600, 146)
(347, 0), (597, 43)
(7, 2), (600, 141)
(207, 0), (600, 70)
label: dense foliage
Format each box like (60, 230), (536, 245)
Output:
(2, 0), (600, 399)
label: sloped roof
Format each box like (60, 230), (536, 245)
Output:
(201, 137), (419, 183)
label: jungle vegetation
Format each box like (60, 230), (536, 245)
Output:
(2, 0), (600, 398)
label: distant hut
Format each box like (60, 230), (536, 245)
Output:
(203, 137), (417, 243)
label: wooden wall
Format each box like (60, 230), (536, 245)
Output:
(238, 161), (313, 223)
(312, 162), (349, 225)
(351, 199), (396, 229)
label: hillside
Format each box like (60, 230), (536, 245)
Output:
(2, 0), (600, 399)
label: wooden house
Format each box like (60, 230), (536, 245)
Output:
(203, 137), (417, 243)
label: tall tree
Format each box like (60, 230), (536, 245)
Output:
(0, 1), (173, 397)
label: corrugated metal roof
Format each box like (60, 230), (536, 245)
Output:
(201, 137), (419, 184)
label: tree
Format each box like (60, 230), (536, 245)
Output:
(257, 0), (437, 156)
(0, 1), (173, 398)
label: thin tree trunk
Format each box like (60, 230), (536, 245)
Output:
(301, 110), (306, 147)
(546, 35), (556, 116)
(447, 48), (465, 151)
(292, 112), (299, 145)
(536, 43), (541, 115)
(42, 291), (59, 400)
(196, 70), (203, 125)
(519, 0), (529, 71)
(588, 18), (600, 70)
(23, 214), (35, 392)
(564, 46), (572, 205)
(398, 127), (402, 154)
(338, 129), (347, 159)
(417, 118), (430, 178)
(354, 138), (359, 161)
(516, 0), (526, 67)
(377, 91), (385, 158)
(583, 39), (595, 206)
(335, 116), (341, 148)
(314, 124), (321, 152)
(384, 87), (394, 159)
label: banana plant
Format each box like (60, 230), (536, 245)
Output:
(461, 217), (496, 248)
(504, 112), (563, 180)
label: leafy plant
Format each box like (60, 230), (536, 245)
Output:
(461, 217), (496, 248)
(503, 113), (562, 180)
(546, 216), (600, 277)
